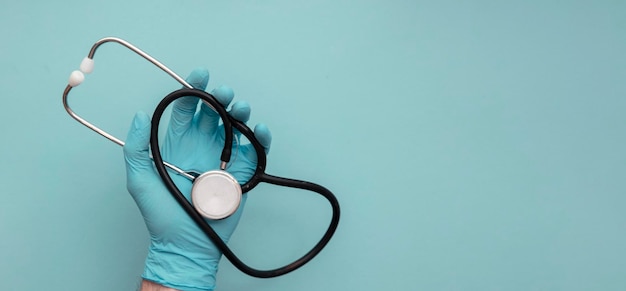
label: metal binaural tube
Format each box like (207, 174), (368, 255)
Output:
(87, 37), (192, 89)
(62, 37), (229, 182)
(62, 85), (125, 146)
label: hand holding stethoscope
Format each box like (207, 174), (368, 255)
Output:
(124, 68), (270, 289)
(62, 37), (339, 288)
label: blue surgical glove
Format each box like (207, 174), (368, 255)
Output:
(123, 68), (272, 291)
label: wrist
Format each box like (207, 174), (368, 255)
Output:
(140, 280), (179, 291)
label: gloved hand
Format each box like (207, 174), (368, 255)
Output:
(123, 68), (272, 291)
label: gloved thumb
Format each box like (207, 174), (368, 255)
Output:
(124, 111), (154, 174)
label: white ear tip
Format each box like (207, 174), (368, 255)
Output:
(80, 57), (94, 74)
(69, 70), (85, 87)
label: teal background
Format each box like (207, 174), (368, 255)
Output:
(1, 0), (625, 290)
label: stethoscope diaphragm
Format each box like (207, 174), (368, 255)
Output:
(191, 170), (242, 220)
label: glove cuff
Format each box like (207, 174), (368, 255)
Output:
(142, 245), (219, 291)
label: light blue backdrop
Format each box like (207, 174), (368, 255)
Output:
(1, 0), (624, 290)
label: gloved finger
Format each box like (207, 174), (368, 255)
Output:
(229, 100), (251, 137)
(229, 100), (251, 122)
(243, 123), (272, 161)
(197, 85), (234, 134)
(168, 68), (209, 136)
(254, 123), (272, 154)
(123, 111), (155, 180)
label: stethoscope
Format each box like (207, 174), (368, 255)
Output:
(62, 37), (340, 278)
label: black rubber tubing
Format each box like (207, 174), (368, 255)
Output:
(149, 88), (340, 278)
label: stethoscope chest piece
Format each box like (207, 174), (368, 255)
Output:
(191, 170), (242, 220)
